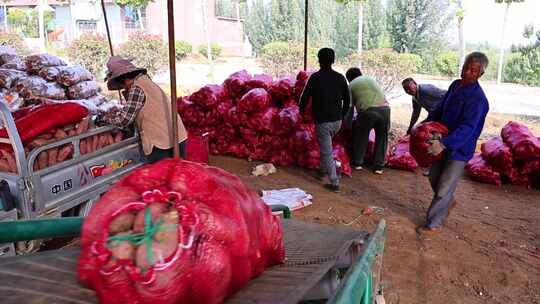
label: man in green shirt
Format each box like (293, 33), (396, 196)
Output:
(346, 68), (390, 174)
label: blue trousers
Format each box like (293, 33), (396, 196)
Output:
(426, 154), (466, 228)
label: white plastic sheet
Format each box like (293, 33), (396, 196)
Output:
(261, 188), (313, 211)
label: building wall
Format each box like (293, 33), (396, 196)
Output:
(145, 0), (245, 56)
(52, 2), (123, 45)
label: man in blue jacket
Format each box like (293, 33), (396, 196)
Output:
(417, 52), (490, 235)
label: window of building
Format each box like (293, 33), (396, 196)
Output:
(76, 20), (97, 32)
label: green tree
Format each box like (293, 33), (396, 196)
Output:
(503, 25), (540, 86)
(494, 0), (525, 84)
(333, 0), (385, 59)
(7, 8), (53, 38)
(386, 0), (451, 72)
(244, 0), (303, 55)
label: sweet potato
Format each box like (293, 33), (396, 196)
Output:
(47, 148), (59, 166)
(133, 203), (169, 232)
(114, 132), (123, 143)
(76, 117), (90, 135)
(109, 212), (136, 235)
(136, 238), (177, 269)
(29, 138), (50, 148)
(54, 129), (68, 140)
(105, 133), (115, 146)
(37, 151), (48, 170)
(79, 139), (88, 155)
(68, 129), (77, 137)
(0, 159), (10, 172)
(91, 135), (99, 152)
(57, 145), (73, 162)
(107, 232), (136, 261)
(97, 134), (107, 150)
(153, 211), (178, 243)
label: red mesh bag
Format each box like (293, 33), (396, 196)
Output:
(78, 159), (285, 304)
(224, 106), (248, 128)
(0, 103), (87, 146)
(226, 140), (249, 158)
(506, 167), (531, 187)
(466, 153), (502, 186)
(237, 88), (271, 114)
(247, 107), (278, 133)
(480, 137), (513, 177)
(269, 148), (295, 166)
(520, 158), (540, 175)
(273, 105), (300, 135)
(410, 122), (449, 167)
(245, 74), (273, 91)
(386, 136), (418, 172)
(294, 70), (311, 99)
(501, 121), (540, 160)
(239, 127), (259, 148)
(223, 70), (251, 98)
(189, 84), (225, 110)
(180, 102), (205, 128)
(332, 143), (352, 177)
(269, 78), (295, 102)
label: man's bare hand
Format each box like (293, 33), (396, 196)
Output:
(427, 139), (445, 155)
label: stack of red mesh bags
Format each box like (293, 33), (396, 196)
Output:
(78, 159), (285, 303)
(470, 121), (540, 188)
(178, 70), (352, 177)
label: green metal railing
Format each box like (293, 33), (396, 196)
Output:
(0, 217), (83, 243)
(329, 219), (386, 304)
(0, 205), (292, 243)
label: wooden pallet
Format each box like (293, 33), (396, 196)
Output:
(0, 220), (368, 304)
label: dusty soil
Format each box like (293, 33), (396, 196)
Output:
(211, 155), (540, 304)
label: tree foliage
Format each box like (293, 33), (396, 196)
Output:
(244, 0), (386, 59)
(0, 31), (30, 55)
(7, 8), (54, 38)
(260, 41), (317, 78)
(114, 0), (153, 8)
(67, 34), (110, 77)
(340, 49), (422, 94)
(119, 32), (168, 76)
(504, 25), (540, 86)
(386, 0), (451, 72)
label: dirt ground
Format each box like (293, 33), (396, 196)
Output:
(211, 155), (540, 304)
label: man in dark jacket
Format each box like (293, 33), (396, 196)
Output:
(299, 48), (350, 193)
(417, 52), (490, 235)
(402, 78), (447, 135)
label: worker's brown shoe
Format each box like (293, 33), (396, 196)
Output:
(416, 225), (442, 236)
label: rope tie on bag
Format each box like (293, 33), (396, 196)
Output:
(107, 208), (177, 266)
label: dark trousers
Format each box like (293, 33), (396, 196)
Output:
(426, 154), (466, 228)
(351, 106), (390, 170)
(146, 140), (187, 163)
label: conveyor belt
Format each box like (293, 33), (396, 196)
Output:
(0, 220), (369, 304)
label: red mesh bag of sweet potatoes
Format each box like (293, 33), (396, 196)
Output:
(501, 121), (540, 160)
(78, 159), (284, 304)
(410, 121), (449, 167)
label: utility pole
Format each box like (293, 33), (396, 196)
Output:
(38, 0), (46, 52)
